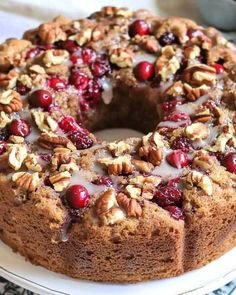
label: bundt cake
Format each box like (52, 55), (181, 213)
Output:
(0, 6), (235, 283)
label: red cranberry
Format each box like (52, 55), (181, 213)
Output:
(80, 100), (90, 111)
(134, 61), (154, 81)
(158, 32), (178, 46)
(224, 152), (236, 173)
(16, 81), (30, 95)
(92, 176), (113, 186)
(155, 186), (181, 207)
(213, 63), (224, 74)
(0, 141), (7, 155)
(39, 153), (52, 163)
(59, 116), (79, 133)
(29, 90), (52, 108)
(68, 131), (93, 150)
(69, 70), (89, 90)
(26, 47), (42, 59)
(91, 60), (110, 77)
(165, 206), (184, 220)
(81, 48), (96, 64)
(83, 79), (102, 105)
(70, 54), (83, 65)
(171, 136), (193, 153)
(165, 112), (190, 122)
(129, 20), (150, 37)
(47, 77), (67, 91)
(167, 150), (189, 169)
(8, 119), (30, 137)
(161, 100), (182, 112)
(61, 40), (80, 53)
(167, 177), (180, 188)
(66, 185), (90, 209)
(187, 29), (203, 39)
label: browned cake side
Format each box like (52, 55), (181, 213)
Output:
(0, 6), (235, 283)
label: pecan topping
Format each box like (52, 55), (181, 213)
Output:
(132, 159), (154, 173)
(98, 155), (133, 176)
(183, 83), (209, 102)
(0, 69), (18, 88)
(0, 111), (11, 128)
(42, 49), (69, 68)
(139, 146), (163, 166)
(31, 110), (58, 133)
(107, 141), (131, 156)
(192, 150), (214, 171)
(185, 170), (213, 196)
(183, 64), (216, 87)
(49, 171), (71, 192)
(25, 154), (42, 172)
(109, 48), (133, 68)
(12, 172), (40, 192)
(38, 20), (68, 44)
(38, 133), (75, 150)
(0, 90), (23, 114)
(70, 28), (92, 46)
(8, 144), (27, 170)
(184, 123), (209, 140)
(117, 193), (142, 218)
(50, 151), (78, 173)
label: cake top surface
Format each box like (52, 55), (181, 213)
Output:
(0, 6), (236, 233)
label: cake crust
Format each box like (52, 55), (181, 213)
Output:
(0, 7), (235, 283)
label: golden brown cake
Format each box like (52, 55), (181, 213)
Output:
(0, 7), (235, 283)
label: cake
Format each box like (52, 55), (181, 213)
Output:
(0, 6), (235, 283)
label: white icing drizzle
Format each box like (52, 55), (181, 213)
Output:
(157, 119), (190, 129)
(101, 77), (113, 105)
(176, 93), (210, 115)
(192, 126), (219, 149)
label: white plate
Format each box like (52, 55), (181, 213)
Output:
(0, 240), (235, 295)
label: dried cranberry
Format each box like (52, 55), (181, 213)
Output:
(171, 136), (193, 153)
(187, 29), (203, 39)
(91, 60), (110, 77)
(68, 131), (93, 150)
(83, 79), (102, 105)
(161, 100), (181, 112)
(158, 32), (178, 46)
(70, 54), (83, 65)
(167, 177), (180, 188)
(213, 63), (224, 74)
(81, 48), (96, 64)
(16, 81), (30, 95)
(39, 153), (51, 163)
(8, 119), (30, 138)
(129, 20), (150, 37)
(165, 112), (190, 122)
(134, 61), (154, 81)
(209, 151), (224, 162)
(59, 116), (79, 133)
(66, 185), (90, 208)
(47, 77), (67, 91)
(165, 206), (184, 220)
(29, 89), (52, 109)
(61, 40), (80, 53)
(167, 150), (189, 169)
(92, 176), (113, 186)
(26, 47), (42, 59)
(69, 70), (89, 90)
(0, 141), (7, 155)
(155, 186), (182, 207)
(223, 152), (236, 174)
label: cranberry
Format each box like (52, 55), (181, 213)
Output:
(81, 48), (96, 64)
(16, 81), (29, 95)
(0, 141), (7, 155)
(66, 185), (90, 209)
(29, 89), (52, 108)
(129, 19), (150, 37)
(155, 186), (181, 207)
(224, 152), (236, 173)
(68, 131), (93, 150)
(59, 116), (79, 133)
(167, 150), (189, 169)
(92, 176), (113, 186)
(26, 47), (42, 59)
(213, 63), (224, 74)
(171, 136), (193, 153)
(8, 119), (30, 137)
(80, 100), (90, 111)
(39, 153), (51, 163)
(158, 32), (178, 46)
(165, 206), (184, 220)
(209, 151), (224, 163)
(167, 177), (180, 188)
(165, 112), (190, 122)
(161, 100), (182, 112)
(69, 70), (89, 90)
(91, 60), (110, 77)
(83, 79), (102, 105)
(47, 77), (67, 91)
(61, 40), (80, 53)
(134, 61), (154, 81)
(187, 29), (203, 39)
(70, 54), (83, 65)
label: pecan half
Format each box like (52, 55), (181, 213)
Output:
(139, 146), (163, 166)
(8, 144), (27, 170)
(109, 48), (133, 68)
(12, 172), (40, 192)
(49, 171), (71, 192)
(38, 133), (74, 150)
(184, 122), (209, 140)
(117, 193), (142, 218)
(0, 90), (23, 114)
(98, 155), (133, 176)
(185, 170), (213, 196)
(183, 64), (216, 87)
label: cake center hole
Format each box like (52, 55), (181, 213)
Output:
(94, 128), (144, 141)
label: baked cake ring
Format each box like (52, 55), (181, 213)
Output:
(0, 7), (235, 282)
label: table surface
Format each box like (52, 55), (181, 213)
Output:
(0, 1), (235, 294)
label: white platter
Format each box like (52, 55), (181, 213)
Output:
(0, 240), (235, 295)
